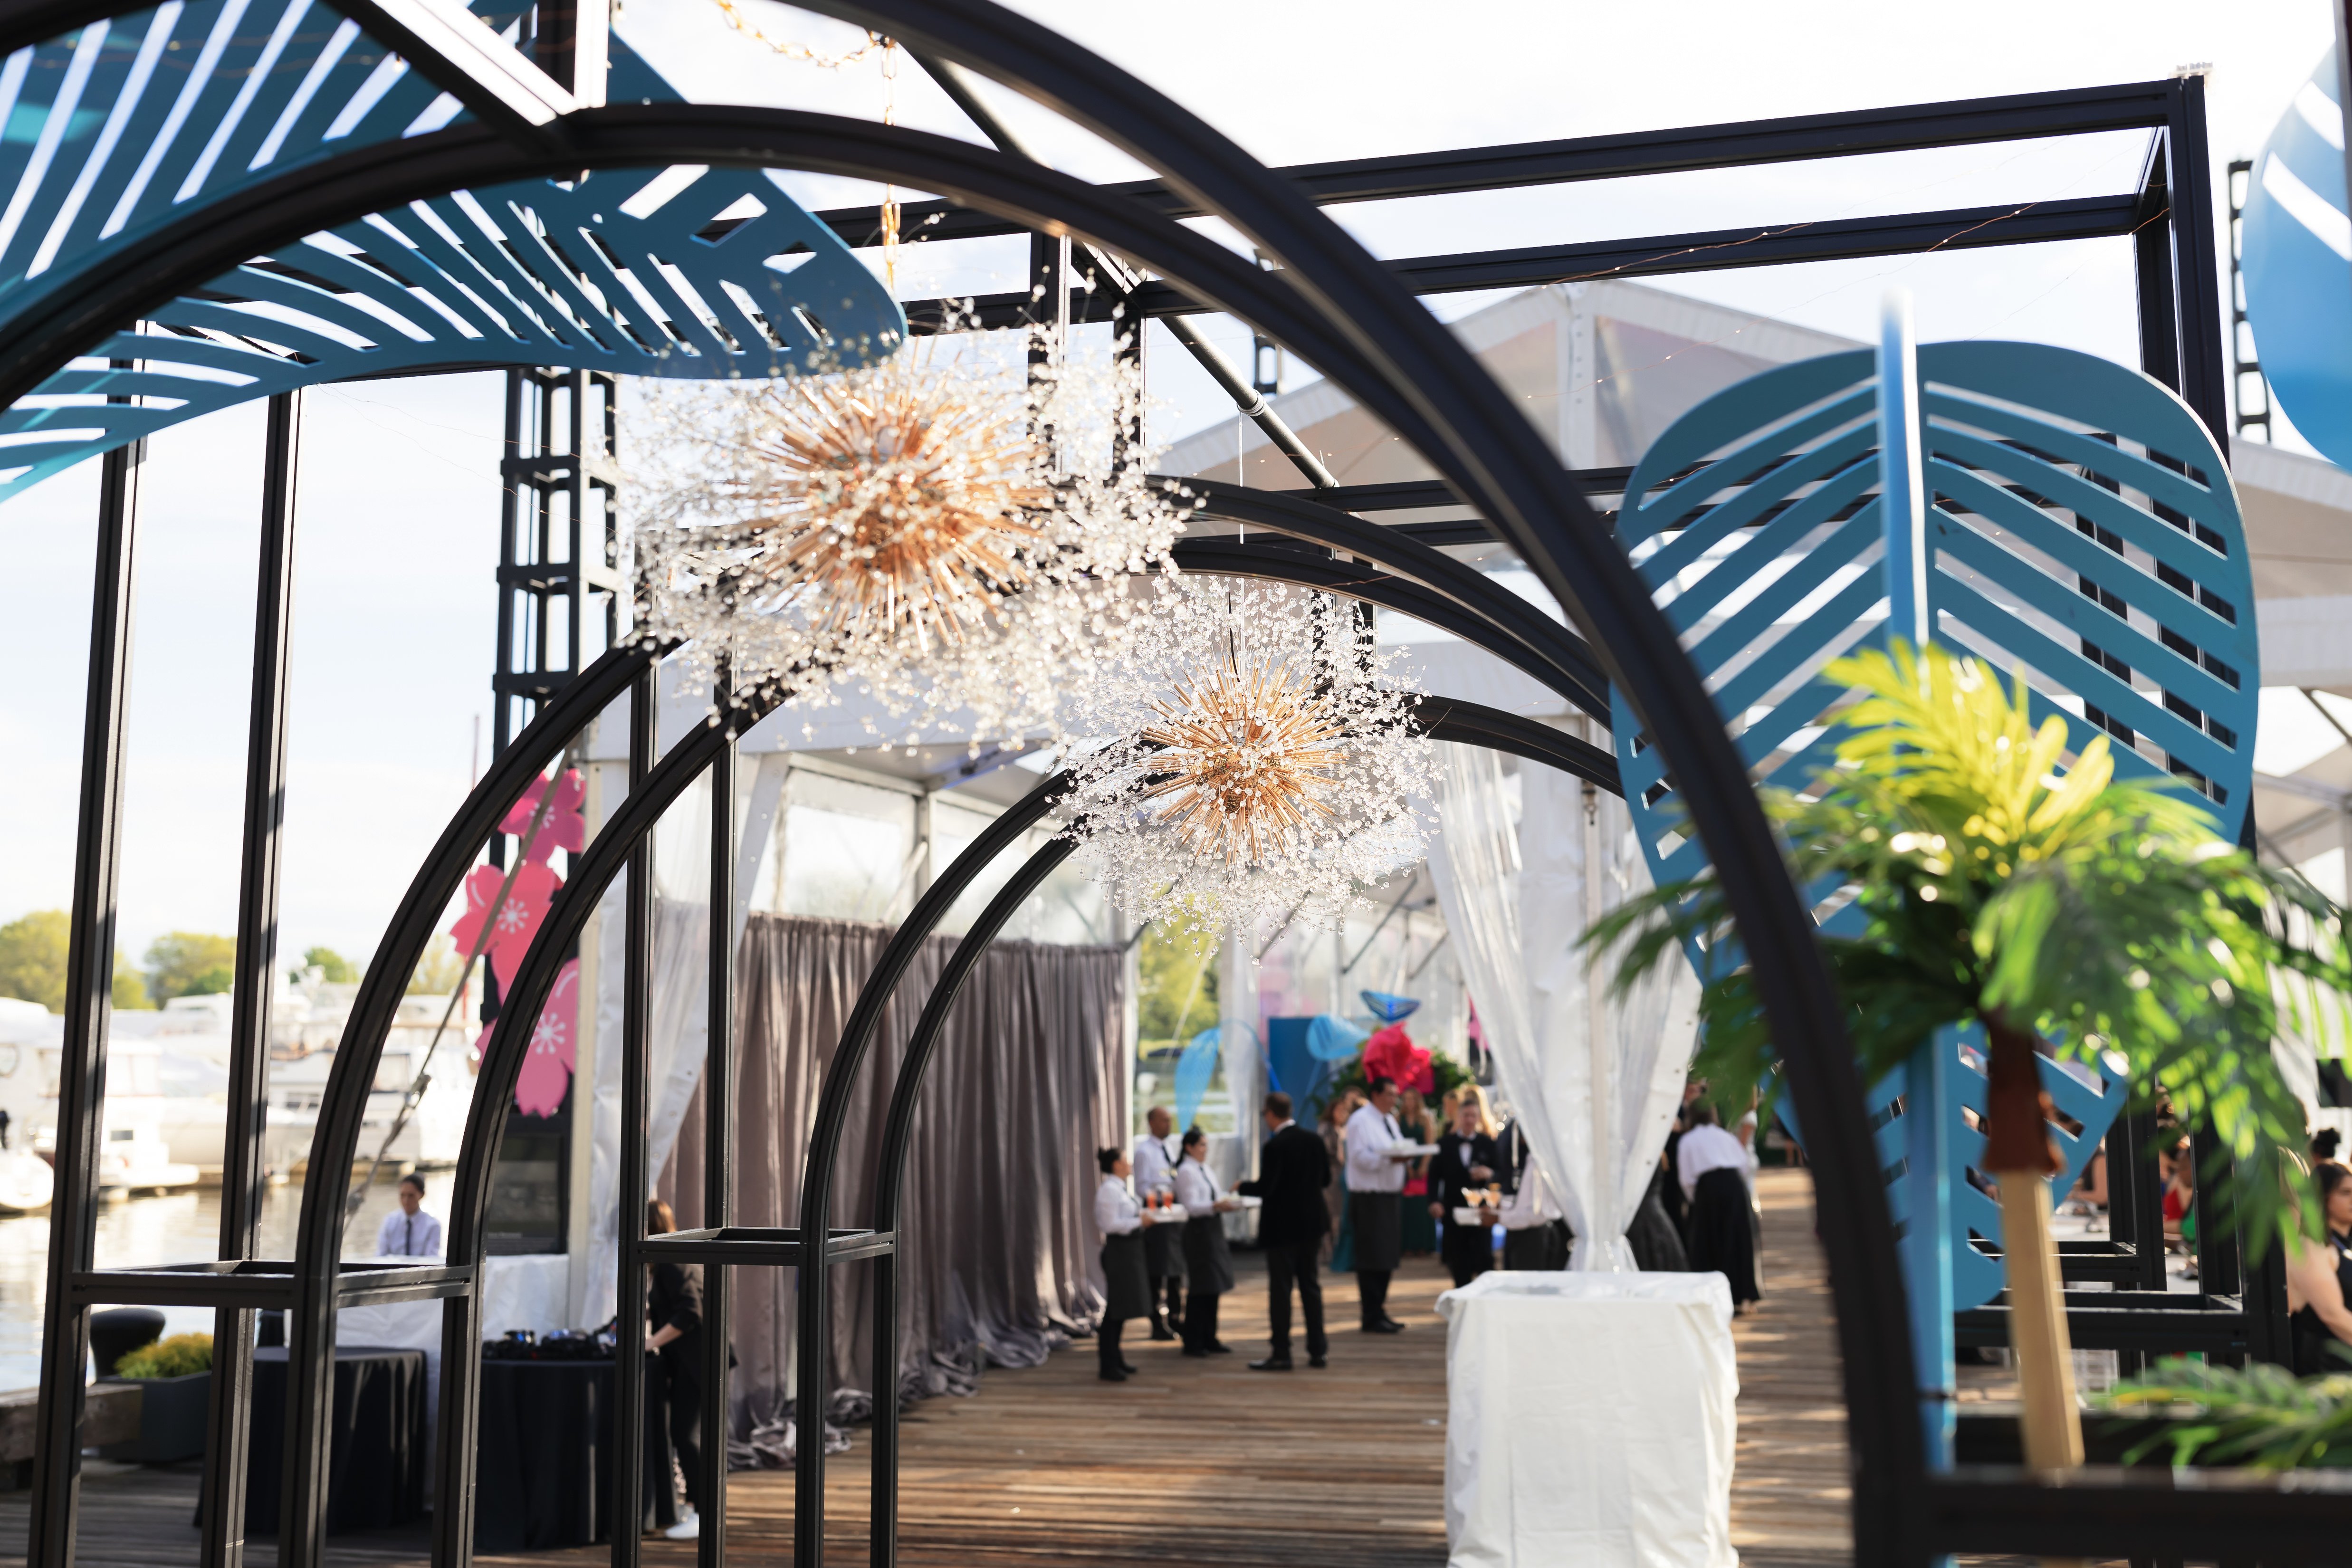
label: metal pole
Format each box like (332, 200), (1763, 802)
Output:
(614, 667), (655, 1566)
(28, 426), (143, 1568)
(2163, 73), (2229, 455)
(700, 719), (735, 1568)
(200, 389), (302, 1568)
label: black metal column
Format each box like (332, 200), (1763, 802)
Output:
(28, 430), (143, 1568)
(2132, 134), (2183, 402)
(199, 390), (302, 1568)
(2163, 73), (2228, 457)
(612, 668), (655, 1568)
(700, 722), (736, 1568)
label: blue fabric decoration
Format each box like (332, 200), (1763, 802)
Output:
(1359, 990), (1420, 1023)
(1305, 1014), (1370, 1061)
(2243, 47), (2352, 468)
(1174, 1026), (1223, 1132)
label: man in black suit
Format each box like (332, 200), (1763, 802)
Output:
(1236, 1090), (1332, 1370)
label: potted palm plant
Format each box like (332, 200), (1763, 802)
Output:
(1596, 640), (2352, 1467)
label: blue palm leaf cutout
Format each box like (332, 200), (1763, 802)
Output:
(2242, 46), (2352, 468)
(0, 0), (905, 498)
(1608, 339), (2252, 1307)
(1175, 1026), (1224, 1133)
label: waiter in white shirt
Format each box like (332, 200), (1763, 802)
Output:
(1132, 1107), (1186, 1340)
(1344, 1076), (1410, 1333)
(1677, 1102), (1761, 1311)
(375, 1172), (443, 1258)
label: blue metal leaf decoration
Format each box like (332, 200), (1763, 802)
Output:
(1359, 989), (1420, 1023)
(1611, 338), (2257, 968)
(1175, 1025), (1223, 1133)
(2242, 46), (2352, 468)
(0, 0), (905, 499)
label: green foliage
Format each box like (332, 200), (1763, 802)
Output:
(0, 910), (68, 1011)
(114, 1332), (212, 1379)
(1137, 923), (1219, 1047)
(143, 932), (237, 1004)
(406, 934), (467, 996)
(299, 946), (359, 985)
(2098, 1356), (2352, 1468)
(1590, 642), (2352, 1255)
(111, 957), (152, 1011)
(0, 912), (151, 1012)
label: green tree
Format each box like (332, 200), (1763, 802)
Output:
(0, 910), (68, 1011)
(1601, 643), (2352, 1471)
(1137, 924), (1219, 1046)
(112, 956), (152, 1011)
(299, 946), (359, 984)
(144, 932), (237, 1005)
(406, 934), (467, 997)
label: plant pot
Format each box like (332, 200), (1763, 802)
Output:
(100, 1371), (208, 1463)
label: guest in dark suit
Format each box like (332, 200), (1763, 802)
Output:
(645, 1198), (708, 1540)
(1236, 1091), (1331, 1370)
(1430, 1086), (1501, 1288)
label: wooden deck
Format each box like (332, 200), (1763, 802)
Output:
(2, 1169), (1868, 1566)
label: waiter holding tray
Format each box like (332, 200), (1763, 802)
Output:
(1095, 1147), (1164, 1382)
(1172, 1127), (1241, 1357)
(1133, 1107), (1186, 1340)
(1345, 1076), (1417, 1333)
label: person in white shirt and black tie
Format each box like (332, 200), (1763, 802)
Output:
(1344, 1076), (1410, 1332)
(375, 1172), (442, 1258)
(1172, 1127), (1240, 1357)
(1132, 1107), (1186, 1340)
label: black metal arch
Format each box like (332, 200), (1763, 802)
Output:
(2, 85), (1903, 1568)
(851, 701), (1620, 1559)
(2, 4), (1980, 1561)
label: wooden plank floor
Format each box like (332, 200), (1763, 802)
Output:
(1, 1174), (1872, 1566)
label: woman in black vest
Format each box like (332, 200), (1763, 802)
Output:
(1094, 1147), (1161, 1381)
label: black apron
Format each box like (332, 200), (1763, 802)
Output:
(1143, 1210), (1186, 1280)
(1181, 1211), (1235, 1297)
(1350, 1191), (1403, 1272)
(1685, 1166), (1760, 1305)
(1100, 1229), (1152, 1321)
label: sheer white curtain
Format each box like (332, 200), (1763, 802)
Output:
(1427, 742), (1701, 1271)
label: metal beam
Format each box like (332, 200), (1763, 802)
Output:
(899, 194), (2142, 333)
(199, 389), (301, 1568)
(814, 78), (2185, 248)
(323, 0), (579, 146)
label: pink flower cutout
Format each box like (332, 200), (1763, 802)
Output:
(498, 768), (587, 865)
(1362, 1023), (1434, 1096)
(512, 958), (579, 1117)
(450, 859), (563, 993)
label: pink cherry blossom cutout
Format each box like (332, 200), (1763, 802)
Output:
(498, 768), (587, 865)
(512, 958), (579, 1118)
(449, 860), (563, 993)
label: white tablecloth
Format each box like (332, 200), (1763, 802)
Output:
(1437, 1271), (1738, 1568)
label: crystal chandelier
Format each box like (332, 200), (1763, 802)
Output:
(629, 320), (1193, 746)
(1062, 578), (1435, 931)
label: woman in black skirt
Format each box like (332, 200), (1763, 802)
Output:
(1094, 1147), (1161, 1381)
(1677, 1103), (1760, 1311)
(1430, 1088), (1501, 1288)
(644, 1198), (708, 1539)
(1172, 1127), (1239, 1355)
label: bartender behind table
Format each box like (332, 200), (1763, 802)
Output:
(1343, 1076), (1409, 1333)
(645, 1198), (708, 1540)
(1132, 1108), (1186, 1340)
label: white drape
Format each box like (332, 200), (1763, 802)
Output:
(1426, 741), (1701, 1271)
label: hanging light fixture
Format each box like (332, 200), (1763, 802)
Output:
(630, 316), (1193, 746)
(1063, 578), (1434, 931)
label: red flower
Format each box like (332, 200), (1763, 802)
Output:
(449, 860), (563, 993)
(1362, 1023), (1433, 1095)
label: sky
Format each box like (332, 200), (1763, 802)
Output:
(0, 0), (2340, 975)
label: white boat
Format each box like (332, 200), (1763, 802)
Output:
(0, 1151), (51, 1211)
(96, 1123), (200, 1196)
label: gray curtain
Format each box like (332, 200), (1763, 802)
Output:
(660, 912), (1127, 1442)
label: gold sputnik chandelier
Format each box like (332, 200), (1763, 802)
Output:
(1141, 654), (1348, 867)
(1064, 579), (1435, 930)
(631, 321), (1192, 746)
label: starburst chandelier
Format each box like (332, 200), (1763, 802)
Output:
(1063, 579), (1435, 931)
(630, 318), (1192, 746)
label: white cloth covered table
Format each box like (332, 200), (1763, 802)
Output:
(1437, 1271), (1738, 1568)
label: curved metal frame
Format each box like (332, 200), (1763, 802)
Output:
(41, 0), (2258, 1558)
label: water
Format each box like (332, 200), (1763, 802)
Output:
(0, 1178), (416, 1391)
